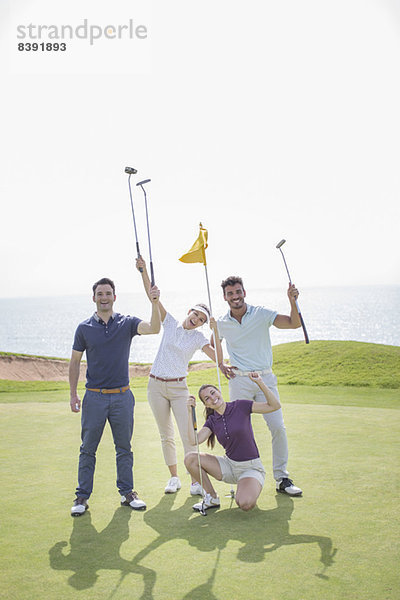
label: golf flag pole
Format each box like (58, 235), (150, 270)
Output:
(179, 223), (222, 392)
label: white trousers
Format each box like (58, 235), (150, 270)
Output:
(228, 372), (289, 482)
(147, 377), (197, 466)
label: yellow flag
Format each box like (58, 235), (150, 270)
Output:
(179, 223), (208, 265)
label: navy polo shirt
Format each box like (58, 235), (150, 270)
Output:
(73, 312), (142, 389)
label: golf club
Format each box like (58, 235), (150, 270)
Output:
(136, 179), (155, 286)
(191, 405), (207, 516)
(125, 166), (143, 272)
(276, 239), (310, 344)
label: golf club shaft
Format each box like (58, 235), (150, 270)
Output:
(279, 248), (292, 283)
(127, 174), (143, 272)
(140, 183), (155, 286)
(191, 406), (206, 515)
(278, 248), (309, 344)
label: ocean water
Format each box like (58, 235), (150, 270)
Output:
(0, 286), (399, 363)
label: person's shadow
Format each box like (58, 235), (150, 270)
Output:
(49, 495), (336, 599)
(49, 507), (156, 598)
(132, 492), (337, 598)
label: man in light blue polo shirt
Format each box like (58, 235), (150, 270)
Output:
(215, 276), (303, 496)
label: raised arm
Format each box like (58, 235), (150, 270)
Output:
(273, 284), (301, 329)
(187, 395), (212, 445)
(137, 285), (162, 335)
(249, 372), (281, 413)
(136, 256), (167, 321)
(69, 349), (83, 413)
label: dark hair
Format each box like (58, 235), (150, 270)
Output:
(221, 276), (244, 293)
(198, 384), (219, 449)
(92, 277), (115, 295)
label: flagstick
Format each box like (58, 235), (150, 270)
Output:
(204, 263), (234, 500)
(203, 263), (222, 393)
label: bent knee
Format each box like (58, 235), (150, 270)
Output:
(184, 452), (198, 469)
(236, 498), (257, 512)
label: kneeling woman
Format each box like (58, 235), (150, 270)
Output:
(185, 372), (281, 512)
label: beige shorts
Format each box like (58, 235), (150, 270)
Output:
(216, 455), (266, 487)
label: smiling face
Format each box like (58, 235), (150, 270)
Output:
(182, 309), (208, 330)
(199, 385), (223, 409)
(223, 283), (246, 311)
(93, 284), (116, 314)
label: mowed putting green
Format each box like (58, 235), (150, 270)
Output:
(1, 382), (399, 599)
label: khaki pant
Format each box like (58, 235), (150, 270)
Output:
(229, 372), (289, 482)
(147, 377), (197, 466)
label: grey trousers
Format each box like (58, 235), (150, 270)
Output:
(76, 389), (135, 499)
(228, 372), (289, 482)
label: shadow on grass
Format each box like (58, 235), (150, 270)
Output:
(49, 494), (337, 599)
(136, 493), (337, 598)
(49, 507), (156, 599)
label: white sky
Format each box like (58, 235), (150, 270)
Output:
(1, 0), (399, 300)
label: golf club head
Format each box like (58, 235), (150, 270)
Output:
(136, 179), (151, 186)
(276, 239), (286, 249)
(125, 166), (137, 174)
(200, 508), (207, 516)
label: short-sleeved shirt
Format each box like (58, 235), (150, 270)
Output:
(73, 312), (142, 389)
(151, 312), (209, 378)
(204, 399), (259, 461)
(217, 304), (278, 371)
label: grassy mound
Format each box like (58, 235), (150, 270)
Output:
(273, 340), (399, 388)
(0, 341), (399, 393)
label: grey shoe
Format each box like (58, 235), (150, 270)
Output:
(192, 493), (220, 512)
(71, 497), (89, 517)
(121, 491), (147, 510)
(190, 482), (203, 496)
(165, 476), (182, 494)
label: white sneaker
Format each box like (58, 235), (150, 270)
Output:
(276, 478), (302, 496)
(192, 493), (220, 512)
(121, 491), (147, 510)
(71, 497), (89, 517)
(164, 476), (181, 494)
(190, 482), (203, 496)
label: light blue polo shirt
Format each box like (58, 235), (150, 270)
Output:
(217, 304), (278, 371)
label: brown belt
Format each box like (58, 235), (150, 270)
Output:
(86, 386), (130, 394)
(150, 374), (186, 383)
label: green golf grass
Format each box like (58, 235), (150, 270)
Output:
(1, 342), (399, 598)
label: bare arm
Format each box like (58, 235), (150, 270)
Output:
(187, 395), (212, 445)
(273, 284), (301, 329)
(202, 317), (223, 364)
(69, 350), (83, 413)
(137, 286), (161, 335)
(210, 329), (237, 380)
(136, 256), (167, 321)
(248, 372), (281, 413)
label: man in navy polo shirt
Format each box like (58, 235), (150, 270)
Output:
(69, 276), (161, 516)
(214, 276), (303, 497)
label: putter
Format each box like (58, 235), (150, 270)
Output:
(125, 166), (143, 272)
(136, 179), (155, 286)
(276, 239), (309, 344)
(191, 406), (207, 516)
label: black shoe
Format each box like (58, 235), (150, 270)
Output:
(121, 491), (146, 510)
(276, 478), (302, 496)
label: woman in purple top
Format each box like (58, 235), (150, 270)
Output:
(185, 372), (281, 512)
